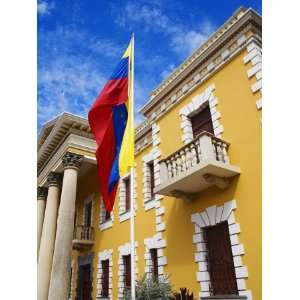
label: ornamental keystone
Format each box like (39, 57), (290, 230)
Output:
(62, 152), (83, 170)
(47, 172), (62, 187)
(37, 186), (48, 199)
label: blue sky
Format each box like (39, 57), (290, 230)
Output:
(37, 0), (261, 131)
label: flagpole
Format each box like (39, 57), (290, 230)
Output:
(130, 33), (136, 300)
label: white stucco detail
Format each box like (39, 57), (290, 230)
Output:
(96, 249), (113, 300)
(191, 200), (251, 299)
(179, 84), (224, 142)
(144, 234), (167, 278)
(99, 199), (114, 231)
(117, 242), (138, 299)
(243, 40), (262, 111)
(119, 170), (137, 222)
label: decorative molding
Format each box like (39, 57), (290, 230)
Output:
(243, 39), (262, 111)
(117, 242), (138, 299)
(144, 234), (167, 278)
(96, 249), (113, 300)
(62, 151), (83, 170)
(99, 199), (114, 231)
(46, 171), (62, 187)
(119, 171), (137, 222)
(140, 8), (261, 119)
(37, 186), (48, 199)
(191, 200), (252, 300)
(179, 84), (223, 143)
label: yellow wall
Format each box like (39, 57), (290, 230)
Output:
(71, 44), (261, 300)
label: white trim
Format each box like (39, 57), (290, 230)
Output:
(97, 249), (113, 300)
(118, 170), (137, 221)
(99, 199), (114, 231)
(191, 200), (252, 300)
(117, 242), (138, 299)
(144, 234), (167, 278)
(243, 40), (262, 112)
(179, 84), (224, 143)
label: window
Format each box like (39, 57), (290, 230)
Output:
(150, 248), (158, 279)
(105, 210), (111, 222)
(101, 259), (110, 297)
(84, 201), (92, 227)
(124, 177), (131, 212)
(204, 221), (238, 295)
(147, 161), (155, 199)
(190, 105), (214, 137)
(123, 255), (131, 289)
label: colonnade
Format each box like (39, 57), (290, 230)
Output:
(37, 151), (83, 300)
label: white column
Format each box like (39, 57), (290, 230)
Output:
(37, 172), (62, 300)
(37, 186), (48, 258)
(48, 152), (83, 300)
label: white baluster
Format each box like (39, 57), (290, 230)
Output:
(180, 150), (186, 172)
(185, 145), (192, 170)
(190, 142), (197, 166)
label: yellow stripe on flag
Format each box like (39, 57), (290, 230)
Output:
(119, 39), (134, 176)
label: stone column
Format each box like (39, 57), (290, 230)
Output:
(37, 186), (48, 258)
(37, 172), (62, 300)
(48, 152), (83, 300)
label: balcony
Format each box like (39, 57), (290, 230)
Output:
(72, 225), (95, 250)
(154, 132), (240, 200)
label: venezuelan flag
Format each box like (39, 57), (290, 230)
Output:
(88, 39), (134, 212)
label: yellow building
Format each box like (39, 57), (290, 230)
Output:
(37, 7), (261, 300)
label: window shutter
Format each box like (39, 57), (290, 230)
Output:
(101, 259), (109, 297)
(190, 106), (214, 137)
(148, 161), (155, 199)
(123, 255), (131, 289)
(84, 201), (92, 227)
(204, 221), (238, 295)
(125, 177), (131, 212)
(150, 248), (158, 279)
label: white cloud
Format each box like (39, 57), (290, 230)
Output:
(115, 2), (216, 57)
(37, 1), (55, 16)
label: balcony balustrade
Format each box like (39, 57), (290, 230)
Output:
(154, 132), (240, 200)
(72, 225), (94, 250)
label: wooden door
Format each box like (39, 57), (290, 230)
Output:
(150, 248), (158, 279)
(123, 255), (131, 289)
(190, 106), (214, 137)
(101, 260), (109, 297)
(204, 221), (238, 295)
(77, 264), (91, 300)
(84, 202), (92, 227)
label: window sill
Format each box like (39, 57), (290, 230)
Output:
(119, 211), (131, 222)
(99, 219), (113, 231)
(144, 198), (156, 211)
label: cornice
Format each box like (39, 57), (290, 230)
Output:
(140, 8), (261, 117)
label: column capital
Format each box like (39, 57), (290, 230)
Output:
(37, 186), (48, 200)
(62, 152), (83, 170)
(47, 172), (62, 187)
